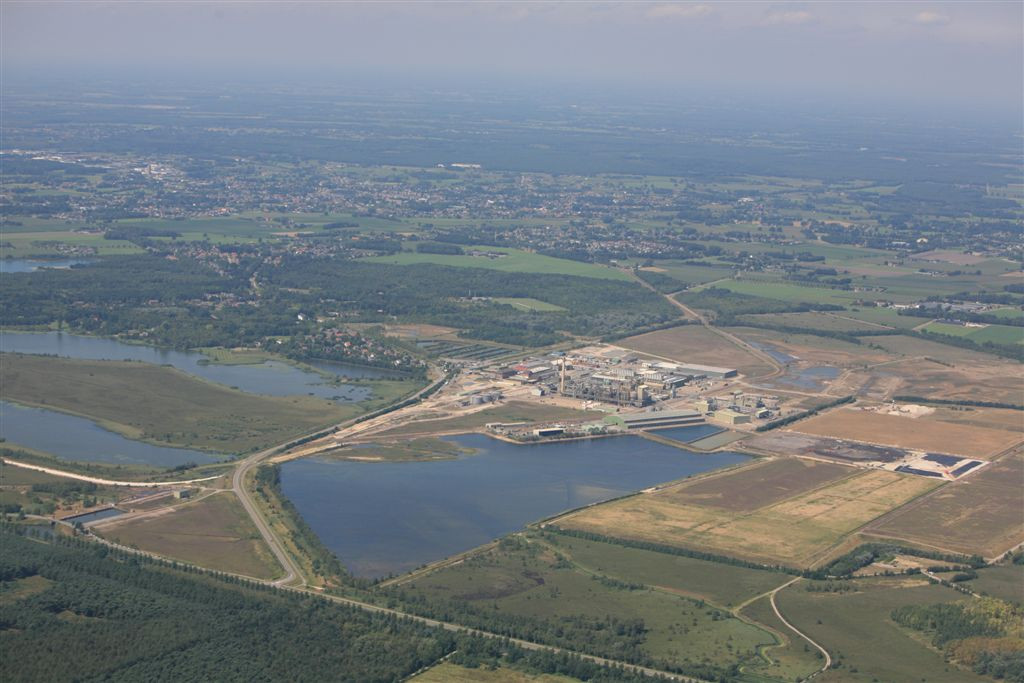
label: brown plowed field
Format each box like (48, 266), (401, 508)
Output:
(657, 457), (852, 512)
(863, 455), (1024, 558)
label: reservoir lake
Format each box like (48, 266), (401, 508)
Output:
(280, 433), (749, 579)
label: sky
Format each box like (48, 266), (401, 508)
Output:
(2, 1), (1022, 113)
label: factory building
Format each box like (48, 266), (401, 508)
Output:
(619, 409), (705, 430)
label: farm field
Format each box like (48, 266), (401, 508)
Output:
(373, 401), (602, 437)
(0, 353), (362, 454)
(924, 321), (1024, 346)
(655, 458), (853, 513)
(863, 454), (1024, 558)
(404, 536), (775, 674)
(556, 465), (939, 568)
(776, 577), (991, 683)
(364, 247), (631, 281)
(616, 325), (773, 377)
(96, 491), (282, 579)
(788, 407), (1023, 459)
(411, 663), (577, 683)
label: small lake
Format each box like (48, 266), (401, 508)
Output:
(0, 331), (389, 403)
(1, 258), (94, 273)
(280, 433), (749, 579)
(0, 400), (223, 468)
(649, 424), (724, 443)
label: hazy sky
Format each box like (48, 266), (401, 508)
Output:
(3, 1), (1022, 111)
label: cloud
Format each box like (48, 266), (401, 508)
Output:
(913, 10), (951, 26)
(761, 9), (814, 26)
(645, 4), (713, 20)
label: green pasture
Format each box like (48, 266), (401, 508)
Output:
(365, 247), (631, 281)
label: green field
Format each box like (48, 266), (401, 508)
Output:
(988, 307), (1024, 320)
(960, 564), (1024, 604)
(542, 534), (790, 608)
(777, 578), (990, 682)
(0, 353), (415, 454)
(404, 535), (775, 674)
(924, 321), (1024, 345)
(708, 279), (870, 306)
(493, 297), (567, 312)
(365, 247), (631, 281)
(0, 230), (143, 258)
(738, 595), (823, 682)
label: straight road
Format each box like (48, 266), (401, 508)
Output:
(0, 458), (222, 487)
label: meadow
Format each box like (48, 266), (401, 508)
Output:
(365, 247), (631, 281)
(404, 534), (776, 674)
(924, 321), (1024, 346)
(0, 353), (364, 454)
(776, 577), (991, 682)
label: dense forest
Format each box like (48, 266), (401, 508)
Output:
(0, 528), (662, 683)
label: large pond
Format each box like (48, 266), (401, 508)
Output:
(649, 424), (723, 444)
(1, 258), (94, 273)
(0, 331), (392, 402)
(280, 433), (749, 579)
(0, 400), (222, 467)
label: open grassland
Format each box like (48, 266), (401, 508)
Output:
(737, 311), (890, 333)
(738, 595), (823, 682)
(541, 533), (790, 608)
(863, 455), (1024, 558)
(492, 297), (568, 312)
(405, 536), (775, 673)
(961, 564), (1024, 604)
(789, 407), (1023, 459)
(924, 321), (1024, 346)
(558, 465), (939, 568)
(656, 458), (853, 513)
(374, 401), (602, 437)
(0, 353), (361, 454)
(616, 325), (773, 377)
(365, 248), (631, 281)
(777, 578), (991, 682)
(97, 491), (281, 579)
(411, 663), (578, 683)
